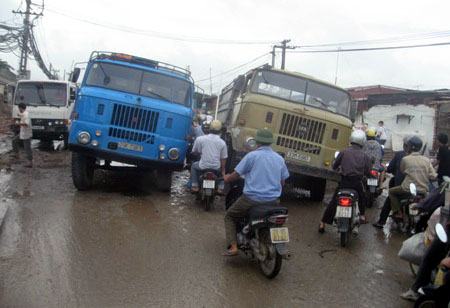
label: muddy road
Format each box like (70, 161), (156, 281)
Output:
(0, 148), (413, 307)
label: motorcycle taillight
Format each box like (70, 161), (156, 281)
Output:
(370, 170), (379, 177)
(268, 215), (288, 225)
(204, 172), (217, 180)
(338, 197), (352, 207)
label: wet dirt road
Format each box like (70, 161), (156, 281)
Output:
(0, 149), (413, 307)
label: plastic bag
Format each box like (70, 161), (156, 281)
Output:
(398, 232), (426, 265)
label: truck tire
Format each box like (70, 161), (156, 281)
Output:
(310, 178), (326, 202)
(154, 170), (172, 192)
(72, 152), (95, 190)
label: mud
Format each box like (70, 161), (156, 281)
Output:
(0, 148), (413, 307)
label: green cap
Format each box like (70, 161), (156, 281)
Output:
(255, 128), (274, 144)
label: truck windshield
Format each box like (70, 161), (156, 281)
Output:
(86, 62), (191, 106)
(251, 70), (350, 117)
(15, 83), (67, 107)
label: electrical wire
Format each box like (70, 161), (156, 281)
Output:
(46, 8), (276, 45)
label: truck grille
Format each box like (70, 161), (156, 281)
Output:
(279, 113), (326, 143)
(110, 103), (159, 133)
(277, 113), (326, 155)
(108, 127), (155, 144)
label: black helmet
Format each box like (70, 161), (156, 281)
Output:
(407, 135), (423, 152)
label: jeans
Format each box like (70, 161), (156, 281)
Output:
(321, 176), (366, 225)
(12, 136), (32, 161)
(412, 238), (450, 292)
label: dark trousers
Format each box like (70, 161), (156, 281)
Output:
(12, 136), (32, 161)
(377, 177), (395, 225)
(412, 238), (450, 292)
(321, 176), (366, 225)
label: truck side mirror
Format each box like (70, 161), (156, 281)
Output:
(70, 68), (81, 83)
(70, 88), (77, 101)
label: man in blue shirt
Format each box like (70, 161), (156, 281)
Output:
(222, 128), (289, 256)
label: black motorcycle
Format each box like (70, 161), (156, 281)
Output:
(197, 169), (222, 211)
(335, 189), (360, 247)
(235, 203), (290, 279)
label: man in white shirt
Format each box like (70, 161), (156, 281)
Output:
(190, 120), (227, 192)
(12, 103), (33, 167)
(376, 121), (387, 145)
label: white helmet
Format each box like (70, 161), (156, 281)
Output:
(349, 130), (366, 147)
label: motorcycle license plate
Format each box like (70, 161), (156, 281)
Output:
(270, 227), (289, 243)
(336, 206), (352, 218)
(32, 126), (44, 130)
(202, 180), (215, 189)
(367, 178), (378, 186)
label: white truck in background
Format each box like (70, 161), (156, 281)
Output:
(12, 80), (77, 145)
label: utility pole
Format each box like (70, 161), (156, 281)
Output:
(271, 39), (296, 70)
(13, 0), (42, 79)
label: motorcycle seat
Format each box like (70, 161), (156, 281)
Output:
(200, 169), (221, 176)
(249, 204), (288, 220)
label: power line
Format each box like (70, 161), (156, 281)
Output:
(196, 52), (269, 82)
(46, 8), (276, 45)
(286, 41), (450, 53)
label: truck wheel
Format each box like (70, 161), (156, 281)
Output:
(72, 152), (95, 190)
(310, 178), (326, 201)
(154, 170), (172, 192)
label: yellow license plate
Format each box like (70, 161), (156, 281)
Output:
(118, 142), (143, 152)
(270, 227), (289, 243)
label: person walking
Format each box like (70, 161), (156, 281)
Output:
(11, 103), (33, 168)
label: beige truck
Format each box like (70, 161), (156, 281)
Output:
(217, 65), (353, 201)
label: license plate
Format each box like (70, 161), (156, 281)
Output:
(118, 142), (143, 152)
(336, 206), (352, 218)
(32, 126), (44, 130)
(286, 151), (311, 162)
(270, 227), (289, 243)
(202, 180), (215, 189)
(367, 178), (378, 186)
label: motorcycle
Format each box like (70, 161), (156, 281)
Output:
(401, 183), (427, 234)
(335, 189), (360, 247)
(235, 203), (290, 279)
(366, 167), (383, 208)
(198, 169), (222, 211)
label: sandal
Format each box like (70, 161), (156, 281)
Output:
(318, 223), (325, 234)
(222, 249), (239, 257)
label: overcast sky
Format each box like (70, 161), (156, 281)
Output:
(2, 0), (450, 93)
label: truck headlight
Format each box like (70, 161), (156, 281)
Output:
(77, 131), (91, 145)
(246, 137), (257, 149)
(159, 144), (166, 151)
(168, 148), (180, 161)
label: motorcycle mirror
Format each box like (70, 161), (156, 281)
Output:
(443, 176), (450, 183)
(409, 183), (417, 196)
(435, 223), (448, 243)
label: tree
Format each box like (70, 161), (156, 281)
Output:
(0, 59), (14, 73)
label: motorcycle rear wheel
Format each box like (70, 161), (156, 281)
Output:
(414, 296), (436, 308)
(340, 231), (349, 247)
(258, 233), (282, 279)
(204, 195), (213, 211)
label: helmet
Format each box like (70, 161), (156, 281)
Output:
(349, 130), (366, 147)
(366, 128), (377, 138)
(407, 135), (423, 152)
(210, 120), (222, 132)
(255, 128), (274, 144)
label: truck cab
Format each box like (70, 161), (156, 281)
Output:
(68, 52), (195, 191)
(12, 80), (77, 144)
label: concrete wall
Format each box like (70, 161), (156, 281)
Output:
(363, 104), (435, 152)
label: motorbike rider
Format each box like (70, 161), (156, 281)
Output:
(222, 128), (289, 256)
(190, 120), (227, 193)
(319, 130), (372, 233)
(363, 127), (383, 170)
(373, 136), (410, 228)
(389, 136), (437, 219)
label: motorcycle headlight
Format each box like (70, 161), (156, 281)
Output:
(77, 131), (91, 145)
(334, 151), (340, 159)
(168, 148), (180, 161)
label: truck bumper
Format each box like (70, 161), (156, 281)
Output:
(68, 144), (184, 171)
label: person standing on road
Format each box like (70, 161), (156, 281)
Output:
(222, 128), (289, 256)
(190, 120), (227, 193)
(319, 130), (372, 233)
(434, 132), (450, 185)
(11, 103), (33, 168)
(376, 121), (388, 146)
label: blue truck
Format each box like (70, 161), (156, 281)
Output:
(68, 52), (195, 191)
